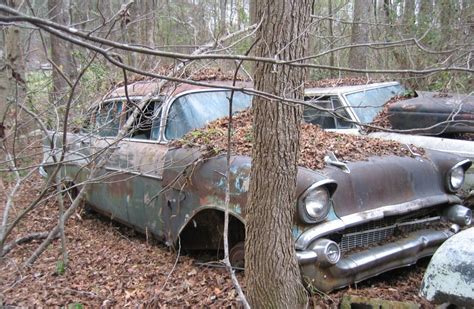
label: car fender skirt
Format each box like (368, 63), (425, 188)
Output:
(299, 228), (454, 292)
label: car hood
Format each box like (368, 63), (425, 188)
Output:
(322, 150), (467, 217)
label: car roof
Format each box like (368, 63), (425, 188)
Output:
(304, 81), (400, 96)
(104, 80), (252, 100)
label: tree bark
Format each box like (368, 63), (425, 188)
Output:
(245, 0), (311, 308)
(348, 0), (372, 71)
(328, 0), (336, 77)
(0, 0), (26, 135)
(48, 0), (75, 105)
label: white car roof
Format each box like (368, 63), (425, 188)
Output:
(305, 81), (400, 96)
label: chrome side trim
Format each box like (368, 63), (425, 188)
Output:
(299, 179), (337, 200)
(103, 166), (164, 181)
(39, 165), (48, 178)
(296, 251), (318, 265)
(295, 194), (461, 250)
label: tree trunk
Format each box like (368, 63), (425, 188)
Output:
(219, 0), (227, 36)
(48, 0), (75, 105)
(403, 0), (415, 33)
(245, 0), (311, 308)
(328, 0), (336, 77)
(348, 0), (372, 71)
(0, 0), (26, 136)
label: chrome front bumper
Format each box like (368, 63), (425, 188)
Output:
(299, 228), (454, 292)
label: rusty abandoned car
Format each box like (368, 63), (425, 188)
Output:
(41, 80), (473, 292)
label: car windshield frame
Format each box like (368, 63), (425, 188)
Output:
(342, 83), (405, 124)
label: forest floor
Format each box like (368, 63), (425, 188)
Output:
(0, 173), (436, 308)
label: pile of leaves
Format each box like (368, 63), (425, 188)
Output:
(114, 67), (247, 88)
(173, 109), (422, 170)
(368, 95), (409, 132)
(305, 77), (390, 88)
(0, 173), (435, 308)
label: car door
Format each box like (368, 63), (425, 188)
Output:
(87, 99), (131, 223)
(112, 99), (168, 236)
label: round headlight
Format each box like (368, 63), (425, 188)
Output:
(303, 187), (330, 221)
(449, 166), (465, 191)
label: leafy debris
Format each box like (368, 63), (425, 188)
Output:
(173, 109), (423, 169)
(0, 173), (435, 307)
(305, 77), (391, 88)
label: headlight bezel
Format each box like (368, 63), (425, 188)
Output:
(446, 160), (470, 192)
(298, 180), (335, 224)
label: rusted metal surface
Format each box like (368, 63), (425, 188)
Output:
(388, 92), (474, 134)
(41, 80), (473, 292)
(324, 150), (466, 218)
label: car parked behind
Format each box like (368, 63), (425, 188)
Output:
(304, 81), (474, 190)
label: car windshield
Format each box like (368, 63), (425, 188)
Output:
(166, 90), (252, 140)
(345, 84), (405, 123)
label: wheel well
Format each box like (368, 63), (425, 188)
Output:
(178, 209), (245, 252)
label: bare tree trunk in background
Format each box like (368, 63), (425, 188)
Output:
(393, 0), (415, 69)
(403, 0), (415, 33)
(328, 0), (336, 77)
(48, 0), (75, 105)
(141, 0), (156, 71)
(0, 0), (26, 137)
(373, 0), (390, 70)
(249, 0), (256, 25)
(0, 10), (8, 137)
(219, 0), (227, 36)
(245, 0), (311, 307)
(461, 0), (474, 71)
(144, 0), (156, 48)
(348, 0), (372, 71)
(418, 0), (432, 36)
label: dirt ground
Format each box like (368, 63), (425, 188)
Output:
(0, 172), (437, 308)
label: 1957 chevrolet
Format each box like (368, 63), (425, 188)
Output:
(41, 80), (472, 292)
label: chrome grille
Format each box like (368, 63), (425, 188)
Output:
(339, 216), (441, 253)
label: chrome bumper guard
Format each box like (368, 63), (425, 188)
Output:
(298, 228), (454, 292)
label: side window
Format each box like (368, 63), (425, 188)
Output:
(303, 98), (336, 129)
(303, 96), (354, 129)
(332, 97), (353, 128)
(128, 100), (162, 140)
(95, 101), (123, 137)
(165, 95), (196, 140)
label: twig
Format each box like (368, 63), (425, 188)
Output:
(157, 237), (181, 294)
(2, 232), (52, 256)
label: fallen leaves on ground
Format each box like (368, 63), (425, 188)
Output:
(0, 172), (436, 307)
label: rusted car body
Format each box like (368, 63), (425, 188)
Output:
(387, 92), (474, 135)
(304, 82), (474, 190)
(42, 80), (473, 292)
